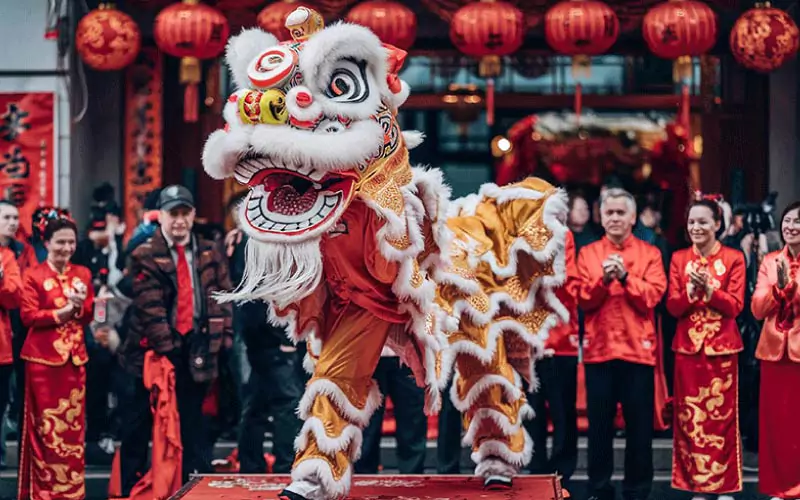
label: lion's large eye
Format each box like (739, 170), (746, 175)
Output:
(323, 59), (369, 103)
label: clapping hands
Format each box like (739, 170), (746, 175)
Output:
(602, 254), (628, 284)
(777, 257), (790, 289)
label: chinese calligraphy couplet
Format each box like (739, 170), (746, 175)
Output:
(123, 47), (163, 241)
(0, 92), (55, 238)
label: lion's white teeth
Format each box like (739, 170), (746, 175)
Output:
(233, 155), (325, 182)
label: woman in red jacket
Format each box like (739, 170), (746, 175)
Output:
(751, 200), (800, 500)
(666, 197), (745, 500)
(17, 212), (94, 500)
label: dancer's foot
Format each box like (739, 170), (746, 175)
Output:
(717, 496), (735, 500)
(483, 475), (512, 491)
(278, 490), (307, 500)
(691, 496), (707, 500)
(278, 480), (321, 500)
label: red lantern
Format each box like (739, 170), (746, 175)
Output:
(75, 4), (141, 71)
(545, 0), (619, 77)
(730, 4), (799, 73)
(450, 0), (525, 126)
(258, 1), (315, 41)
(642, 0), (717, 81)
(154, 0), (230, 122)
(345, 1), (417, 50)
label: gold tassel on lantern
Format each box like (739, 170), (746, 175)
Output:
(572, 54), (592, 79)
(673, 55), (693, 83)
(181, 56), (201, 123)
(479, 55), (502, 126)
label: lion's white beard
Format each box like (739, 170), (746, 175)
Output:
(216, 236), (323, 309)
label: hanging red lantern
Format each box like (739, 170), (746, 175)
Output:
(450, 0), (525, 126)
(75, 4), (141, 71)
(258, 0), (315, 41)
(730, 3), (799, 73)
(154, 0), (230, 122)
(345, 1), (417, 50)
(642, 0), (717, 81)
(544, 0), (619, 77)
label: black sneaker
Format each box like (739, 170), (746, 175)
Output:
(278, 489), (308, 500)
(484, 475), (512, 490)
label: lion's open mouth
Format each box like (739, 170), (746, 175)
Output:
(235, 154), (357, 238)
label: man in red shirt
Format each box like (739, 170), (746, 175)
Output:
(577, 188), (667, 500)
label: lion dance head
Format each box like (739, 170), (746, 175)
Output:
(203, 7), (420, 306)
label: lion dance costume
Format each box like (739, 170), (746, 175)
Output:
(203, 8), (569, 500)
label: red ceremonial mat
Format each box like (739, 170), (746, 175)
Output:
(171, 474), (564, 500)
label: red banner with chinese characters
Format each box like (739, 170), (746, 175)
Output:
(123, 47), (163, 242)
(0, 92), (56, 238)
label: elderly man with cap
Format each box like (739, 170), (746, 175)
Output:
(115, 185), (233, 495)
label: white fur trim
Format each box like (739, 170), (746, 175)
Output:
(225, 28), (279, 91)
(474, 456), (520, 479)
(290, 459), (353, 500)
(402, 130), (425, 150)
(297, 378), (382, 427)
(294, 418), (364, 462)
(448, 193), (482, 218)
(249, 119), (383, 172)
(302, 352), (317, 375)
(202, 128), (246, 180)
(448, 316), (558, 370)
(471, 428), (534, 469)
(202, 118), (383, 183)
(388, 80), (411, 109)
(449, 371), (523, 414)
(462, 404), (534, 447)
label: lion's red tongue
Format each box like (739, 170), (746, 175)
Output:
(267, 184), (318, 216)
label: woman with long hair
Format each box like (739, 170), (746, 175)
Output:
(751, 200), (800, 500)
(667, 196), (745, 500)
(17, 211), (95, 500)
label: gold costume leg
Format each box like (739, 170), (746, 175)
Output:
(288, 302), (397, 499)
(450, 325), (533, 479)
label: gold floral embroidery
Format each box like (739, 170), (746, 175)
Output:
(38, 386), (85, 459)
(466, 293), (490, 314)
(518, 308), (552, 335)
(687, 309), (723, 351)
(32, 456), (85, 499)
(51, 323), (84, 363)
(676, 373), (734, 491)
(519, 219), (551, 251)
(678, 373), (733, 448)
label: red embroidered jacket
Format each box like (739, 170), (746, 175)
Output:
(546, 230), (580, 356)
(20, 262), (95, 366)
(752, 248), (800, 362)
(577, 235), (667, 366)
(667, 244), (745, 356)
(0, 247), (22, 365)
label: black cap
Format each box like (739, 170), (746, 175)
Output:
(159, 185), (195, 211)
